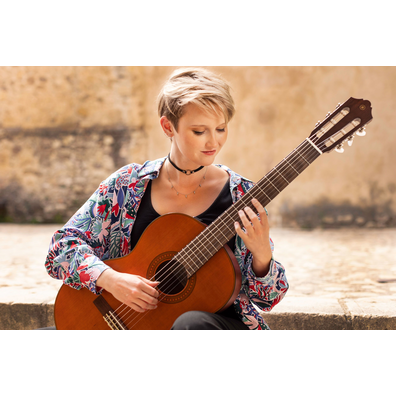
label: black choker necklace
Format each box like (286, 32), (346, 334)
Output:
(167, 154), (204, 176)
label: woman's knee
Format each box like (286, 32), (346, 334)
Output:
(171, 311), (219, 330)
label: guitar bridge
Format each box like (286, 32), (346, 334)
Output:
(93, 295), (127, 330)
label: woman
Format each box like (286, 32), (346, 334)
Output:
(45, 68), (289, 330)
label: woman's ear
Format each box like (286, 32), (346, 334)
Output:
(160, 116), (175, 139)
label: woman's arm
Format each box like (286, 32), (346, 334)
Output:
(234, 198), (272, 277)
(44, 179), (114, 294)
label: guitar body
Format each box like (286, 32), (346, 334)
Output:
(54, 213), (242, 330)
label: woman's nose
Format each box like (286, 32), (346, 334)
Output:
(205, 132), (217, 148)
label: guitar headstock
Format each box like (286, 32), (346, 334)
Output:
(308, 97), (373, 154)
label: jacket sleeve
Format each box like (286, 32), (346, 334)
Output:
(235, 233), (289, 312)
(246, 237), (289, 311)
(44, 175), (116, 295)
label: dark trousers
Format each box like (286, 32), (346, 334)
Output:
(171, 306), (249, 330)
(37, 306), (248, 330)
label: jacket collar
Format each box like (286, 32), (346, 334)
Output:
(137, 157), (167, 180)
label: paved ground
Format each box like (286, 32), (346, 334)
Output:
(264, 227), (396, 329)
(1, 224), (396, 329)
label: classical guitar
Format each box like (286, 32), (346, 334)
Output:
(54, 97), (373, 329)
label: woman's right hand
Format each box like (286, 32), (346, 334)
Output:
(96, 268), (159, 313)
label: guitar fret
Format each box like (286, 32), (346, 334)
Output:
(178, 249), (200, 276)
(266, 167), (290, 193)
(206, 224), (230, 249)
(202, 232), (218, 251)
(274, 167), (290, 184)
(210, 231), (222, 245)
(186, 232), (218, 265)
(218, 215), (235, 235)
(295, 144), (312, 165)
(180, 244), (205, 271)
(191, 236), (213, 257)
(255, 183), (272, 203)
(264, 175), (281, 193)
(284, 158), (300, 175)
(210, 220), (229, 241)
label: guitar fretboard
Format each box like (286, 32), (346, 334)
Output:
(175, 139), (322, 277)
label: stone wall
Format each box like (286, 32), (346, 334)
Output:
(0, 66), (395, 227)
(0, 66), (147, 223)
(0, 125), (144, 222)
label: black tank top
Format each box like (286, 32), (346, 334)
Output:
(130, 179), (236, 252)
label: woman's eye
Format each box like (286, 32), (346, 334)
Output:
(193, 128), (225, 135)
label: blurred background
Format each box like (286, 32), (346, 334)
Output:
(0, 66), (394, 228)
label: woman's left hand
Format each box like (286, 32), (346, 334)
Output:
(234, 198), (273, 277)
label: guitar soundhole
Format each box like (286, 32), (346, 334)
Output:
(155, 260), (187, 295)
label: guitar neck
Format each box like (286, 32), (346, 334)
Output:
(177, 138), (322, 276)
(239, 137), (322, 208)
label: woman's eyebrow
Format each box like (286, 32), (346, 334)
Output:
(190, 123), (226, 127)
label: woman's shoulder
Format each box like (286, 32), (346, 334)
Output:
(214, 163), (254, 190)
(102, 157), (166, 186)
(214, 164), (254, 201)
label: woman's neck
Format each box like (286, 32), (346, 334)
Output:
(167, 153), (204, 176)
(165, 158), (208, 189)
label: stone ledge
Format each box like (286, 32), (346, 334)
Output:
(2, 299), (396, 330)
(261, 312), (396, 330)
(0, 303), (55, 330)
(260, 296), (396, 330)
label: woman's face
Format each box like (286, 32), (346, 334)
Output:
(168, 103), (228, 168)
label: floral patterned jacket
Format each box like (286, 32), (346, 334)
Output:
(45, 157), (289, 330)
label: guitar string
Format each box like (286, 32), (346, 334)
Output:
(122, 135), (348, 326)
(114, 128), (353, 329)
(114, 134), (330, 328)
(117, 137), (326, 329)
(111, 142), (316, 326)
(120, 138), (322, 326)
(114, 133), (333, 328)
(113, 137), (318, 323)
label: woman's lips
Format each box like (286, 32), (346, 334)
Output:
(202, 150), (216, 155)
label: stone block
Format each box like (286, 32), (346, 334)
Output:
(0, 303), (55, 330)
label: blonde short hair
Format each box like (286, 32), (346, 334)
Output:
(157, 68), (235, 131)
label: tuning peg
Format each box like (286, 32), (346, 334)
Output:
(335, 103), (341, 109)
(315, 120), (321, 127)
(347, 135), (355, 147)
(356, 127), (366, 137)
(335, 144), (344, 153)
